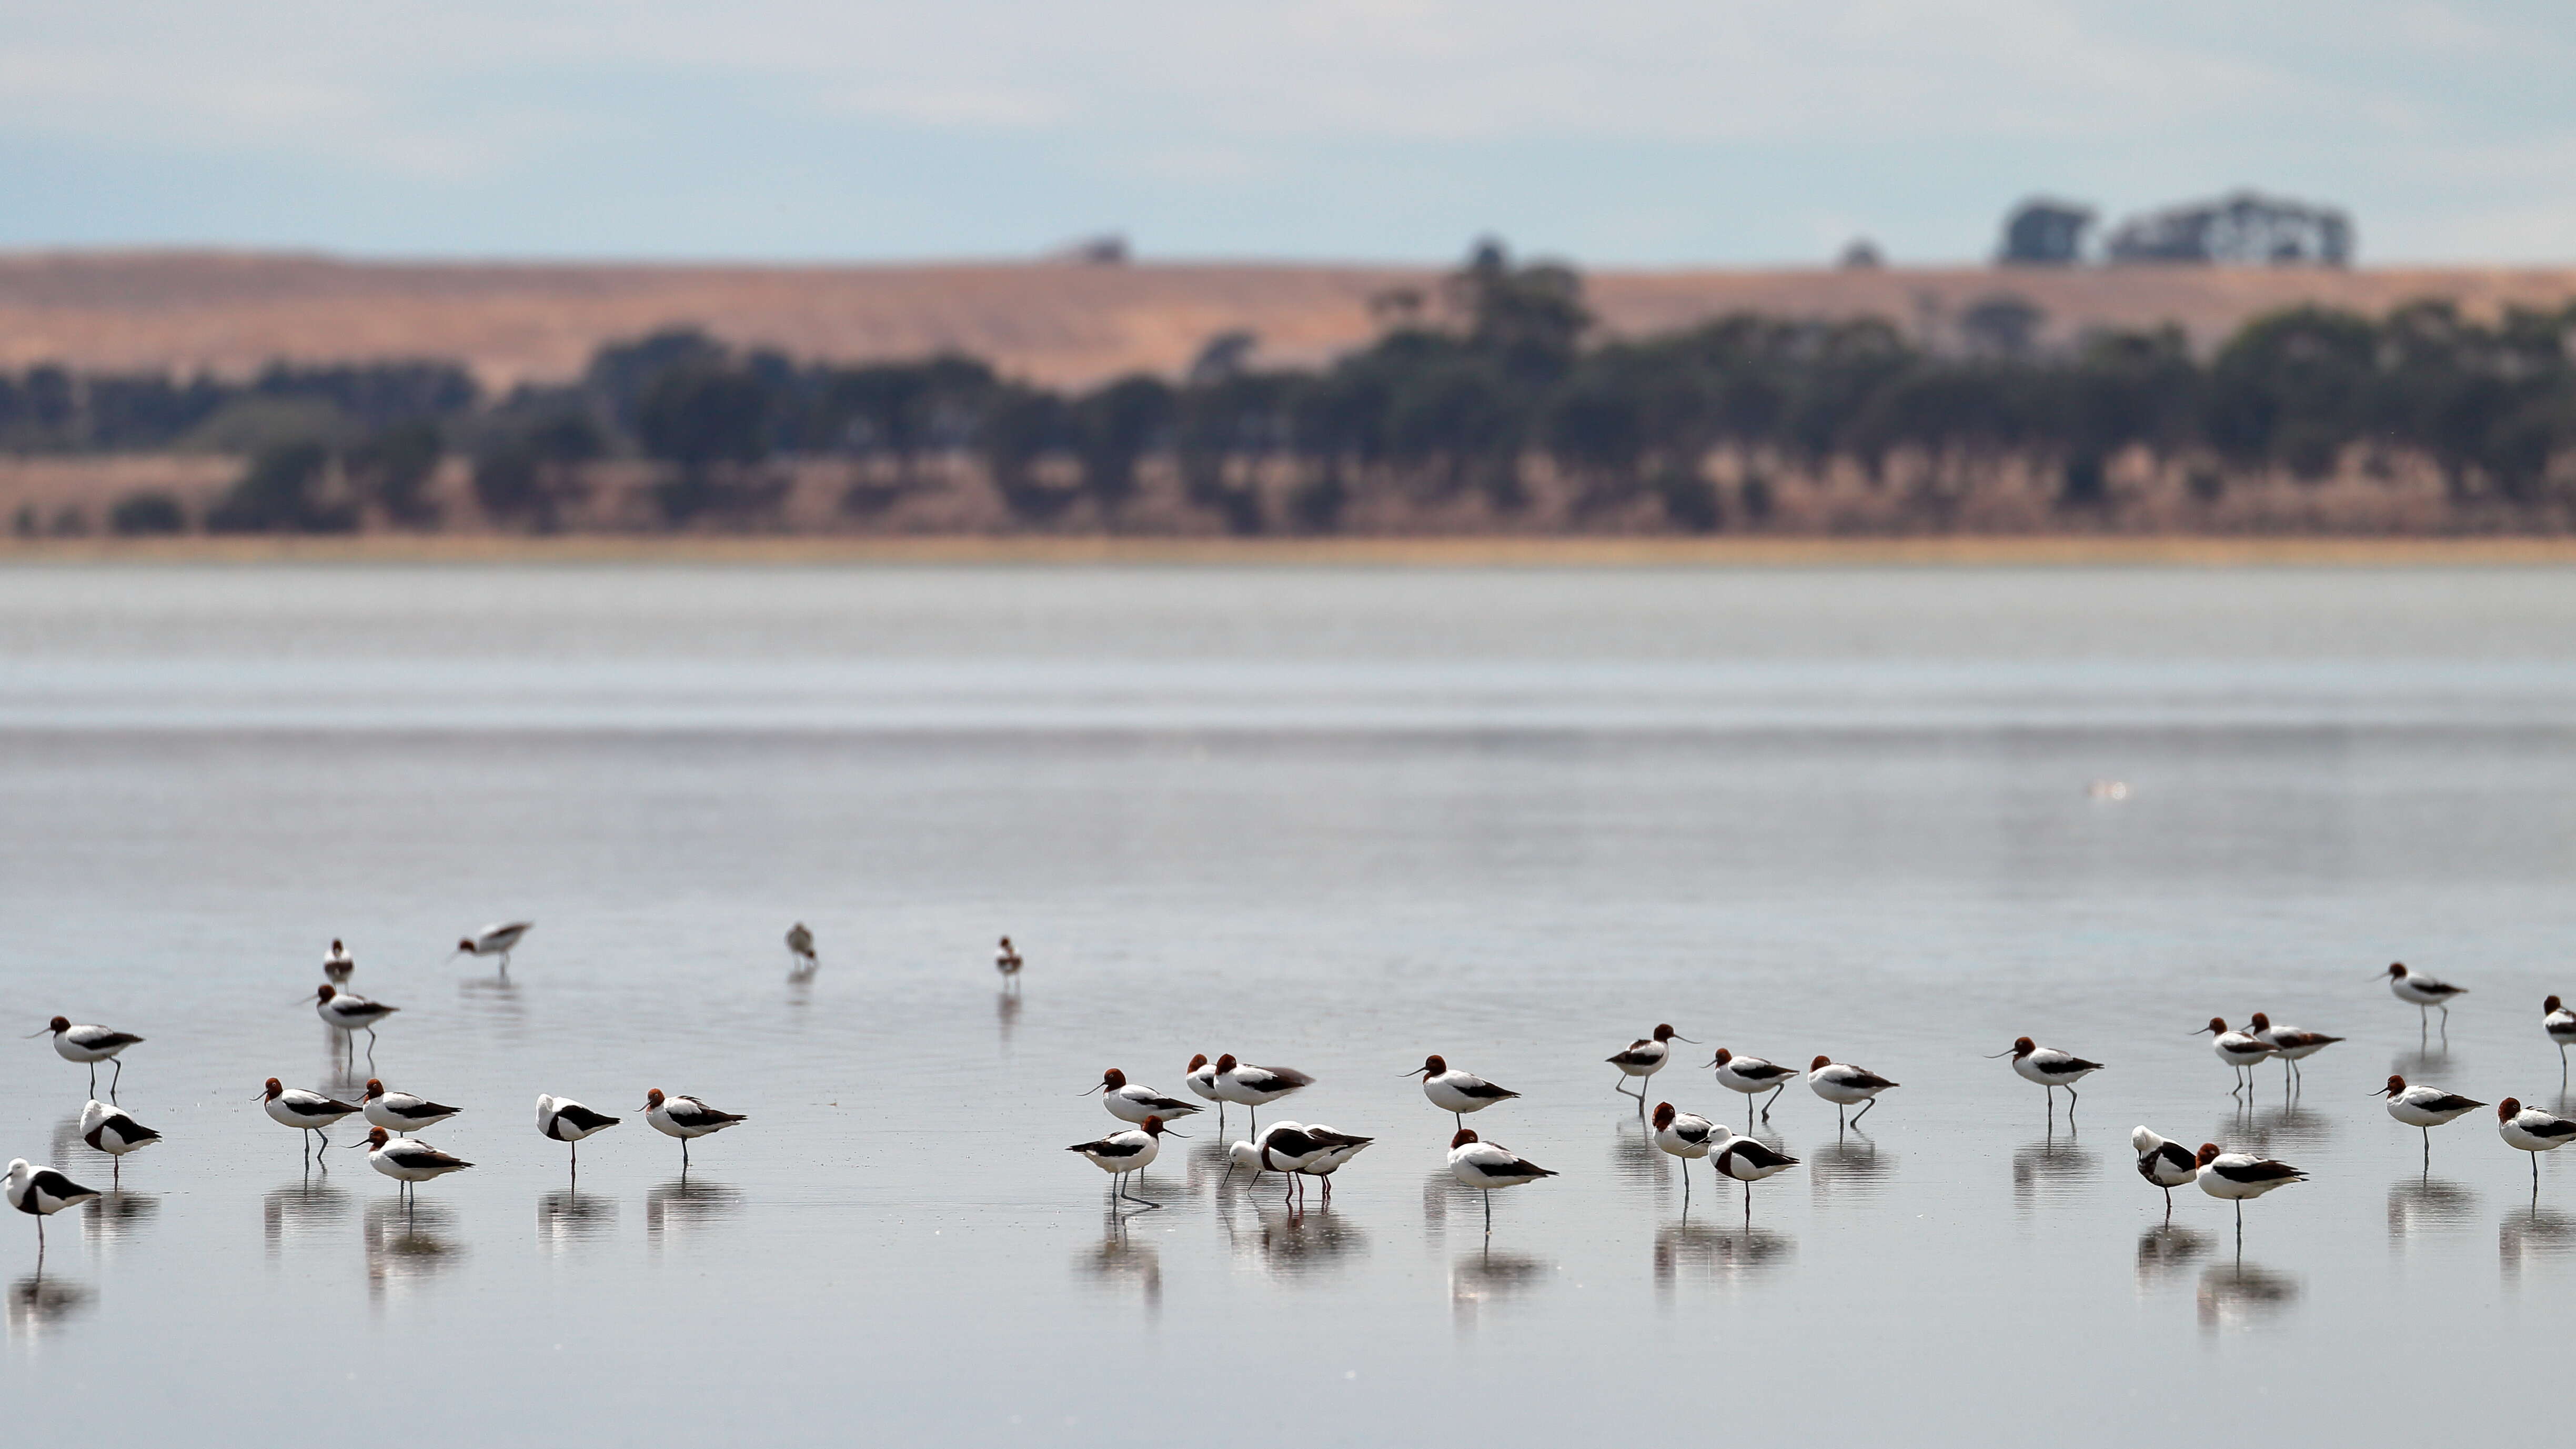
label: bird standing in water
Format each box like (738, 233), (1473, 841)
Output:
(785, 922), (816, 970)
(995, 936), (1023, 991)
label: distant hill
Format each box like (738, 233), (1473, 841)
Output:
(3, 250), (2574, 389)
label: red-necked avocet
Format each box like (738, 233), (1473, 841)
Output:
(2380, 962), (2465, 1034)
(351, 1128), (474, 1201)
(29, 1017), (143, 1102)
(642, 1089), (749, 1168)
(1651, 1102), (1718, 1209)
(1988, 1037), (2102, 1118)
(1708, 1124), (1800, 1225)
(1410, 1055), (1521, 1128)
(2545, 996), (2576, 1086)
(5, 1159), (102, 1257)
(1212, 1055), (1314, 1139)
(2376, 1076), (2485, 1169)
(1806, 1057), (1898, 1131)
(77, 1100), (160, 1186)
(313, 985), (397, 1057)
(1225, 1120), (1315, 1190)
(536, 1094), (622, 1177)
(785, 922), (816, 969)
(455, 921), (534, 973)
(1298, 1124), (1373, 1207)
(260, 1078), (361, 1166)
(2498, 1098), (2576, 1192)
(1446, 1128), (1556, 1234)
(1070, 1115), (1178, 1213)
(995, 935), (1023, 990)
(1707, 1049), (1798, 1129)
(2246, 1012), (2342, 1091)
(2193, 1143), (2306, 1235)
(1606, 1025), (1695, 1106)
(1083, 1068), (1205, 1126)
(361, 1080), (460, 1136)
(2196, 1018), (2275, 1096)
(2132, 1127), (2197, 1216)
(324, 939), (355, 983)
(1184, 1053), (1225, 1129)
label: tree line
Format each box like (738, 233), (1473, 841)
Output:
(15, 242), (2576, 537)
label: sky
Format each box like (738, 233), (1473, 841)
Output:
(4, 1), (2573, 268)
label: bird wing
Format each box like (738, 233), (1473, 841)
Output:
(554, 1104), (620, 1132)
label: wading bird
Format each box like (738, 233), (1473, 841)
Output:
(31, 1018), (143, 1102)
(1212, 1055), (1313, 1140)
(2377, 1075), (2484, 1169)
(2498, 1098), (2576, 1193)
(1083, 1068), (1203, 1126)
(2132, 1127), (2198, 1217)
(1184, 1053), (1224, 1130)
(1708, 1049), (1798, 1129)
(994, 936), (1022, 990)
(2246, 1013), (2341, 1091)
(2196, 1018), (2275, 1097)
(1446, 1129), (1555, 1235)
(77, 1100), (159, 1186)
(5, 1159), (101, 1259)
(456, 921), (534, 973)
(1806, 1057), (1898, 1131)
(2193, 1143), (2306, 1237)
(1651, 1102), (1718, 1210)
(642, 1088), (748, 1169)
(785, 922), (816, 969)
(1297, 1124), (1373, 1207)
(324, 940), (355, 984)
(1410, 1055), (1521, 1129)
(1708, 1124), (1800, 1225)
(1070, 1115), (1176, 1213)
(260, 1078), (361, 1166)
(536, 1094), (621, 1178)
(2380, 962), (2465, 1035)
(361, 1080), (460, 1136)
(1606, 1024), (1694, 1106)
(351, 1128), (474, 1201)
(1988, 1038), (2102, 1120)
(314, 985), (396, 1059)
(2544, 996), (2576, 1086)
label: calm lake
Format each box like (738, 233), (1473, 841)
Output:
(4, 562), (2574, 1445)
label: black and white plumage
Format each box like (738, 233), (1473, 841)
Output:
(361, 1079), (460, 1135)
(1651, 1101), (1719, 1208)
(78, 1099), (160, 1185)
(2545, 995), (2576, 1085)
(2498, 1098), (2576, 1191)
(1708, 1124), (1800, 1224)
(314, 985), (397, 1056)
(1806, 1056), (1899, 1131)
(537, 1094), (621, 1175)
(1708, 1048), (1798, 1129)
(31, 1017), (144, 1101)
(1446, 1128), (1556, 1234)
(261, 1078), (362, 1165)
(2377, 1075), (2484, 1168)
(1297, 1124), (1373, 1206)
(785, 922), (816, 968)
(2193, 1143), (2307, 1233)
(1184, 1053), (1225, 1131)
(1606, 1024), (1697, 1105)
(456, 921), (534, 972)
(1412, 1054), (1522, 1129)
(1069, 1115), (1177, 1213)
(994, 935), (1022, 989)
(354, 1127), (474, 1199)
(2197, 1018), (2275, 1097)
(2131, 1126), (2199, 1215)
(2380, 962), (2465, 1033)
(1083, 1068), (1203, 1126)
(5, 1158), (103, 1253)
(324, 939), (355, 983)
(2246, 1012), (2342, 1089)
(1989, 1037), (2102, 1118)
(643, 1088), (749, 1168)
(1211, 1054), (1314, 1139)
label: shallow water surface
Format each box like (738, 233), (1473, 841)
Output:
(4, 564), (2575, 1445)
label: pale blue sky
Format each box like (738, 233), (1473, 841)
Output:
(5, 1), (2572, 266)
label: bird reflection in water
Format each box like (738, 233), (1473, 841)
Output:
(457, 973), (524, 1026)
(2388, 1045), (2453, 1083)
(992, 989), (1020, 1047)
(2134, 1224), (2210, 1293)
(1607, 1118), (1665, 1195)
(2499, 1204), (2576, 1283)
(1248, 1206), (1368, 1280)
(1186, 1136), (1239, 1195)
(264, 1176), (353, 1254)
(646, 1176), (745, 1247)
(364, 1197), (463, 1305)
(80, 1192), (158, 1260)
(536, 1189), (617, 1250)
(2011, 1131), (2097, 1211)
(1076, 1231), (1161, 1314)
(1653, 1217), (1792, 1302)
(2216, 1101), (2333, 1155)
(1450, 1248), (1546, 1333)
(5, 1272), (92, 1340)
(1808, 1137), (1891, 1206)
(2196, 1259), (2301, 1331)
(2387, 1175), (2478, 1244)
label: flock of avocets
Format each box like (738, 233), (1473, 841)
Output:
(10, 934), (2576, 1251)
(1070, 960), (2576, 1236)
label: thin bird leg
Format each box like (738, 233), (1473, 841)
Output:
(88, 1061), (98, 1095)
(1853, 1096), (1877, 1127)
(110, 1056), (124, 1102)
(1482, 1191), (1492, 1235)
(1836, 1103), (1847, 1135)
(1746, 1097), (1756, 1132)
(2423, 1127), (2431, 1171)
(1761, 1084), (1783, 1121)
(1681, 1159), (1692, 1211)
(682, 1139), (691, 1169)
(2161, 1184), (2172, 1219)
